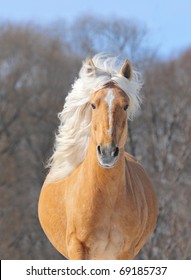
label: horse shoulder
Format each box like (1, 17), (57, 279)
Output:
(124, 152), (157, 208)
(38, 178), (69, 258)
(124, 152), (158, 251)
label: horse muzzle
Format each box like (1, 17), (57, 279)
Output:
(97, 144), (119, 168)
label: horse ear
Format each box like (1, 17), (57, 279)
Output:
(119, 60), (132, 80)
(86, 58), (96, 75)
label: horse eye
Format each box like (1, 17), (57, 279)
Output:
(124, 104), (129, 111)
(91, 103), (96, 109)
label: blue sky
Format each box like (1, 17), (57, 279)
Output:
(0, 0), (191, 58)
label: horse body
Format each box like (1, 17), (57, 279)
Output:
(38, 54), (158, 259)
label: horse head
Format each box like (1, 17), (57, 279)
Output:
(88, 59), (132, 168)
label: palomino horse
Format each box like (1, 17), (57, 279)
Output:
(38, 54), (158, 260)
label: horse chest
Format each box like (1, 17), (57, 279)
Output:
(88, 221), (125, 260)
(77, 187), (137, 259)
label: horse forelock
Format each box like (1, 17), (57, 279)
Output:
(46, 53), (143, 183)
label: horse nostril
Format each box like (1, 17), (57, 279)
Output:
(97, 145), (102, 155)
(113, 147), (119, 158)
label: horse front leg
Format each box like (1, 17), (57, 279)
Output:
(117, 244), (135, 260)
(67, 235), (88, 260)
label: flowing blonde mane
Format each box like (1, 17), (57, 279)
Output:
(47, 53), (143, 183)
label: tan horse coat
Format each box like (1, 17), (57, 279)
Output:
(38, 57), (158, 260)
(39, 146), (157, 259)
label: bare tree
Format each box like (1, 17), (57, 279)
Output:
(0, 24), (80, 259)
(136, 52), (191, 259)
(68, 15), (150, 62)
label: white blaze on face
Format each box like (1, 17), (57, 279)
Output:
(104, 89), (114, 135)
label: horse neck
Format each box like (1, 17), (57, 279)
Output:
(82, 137), (126, 190)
